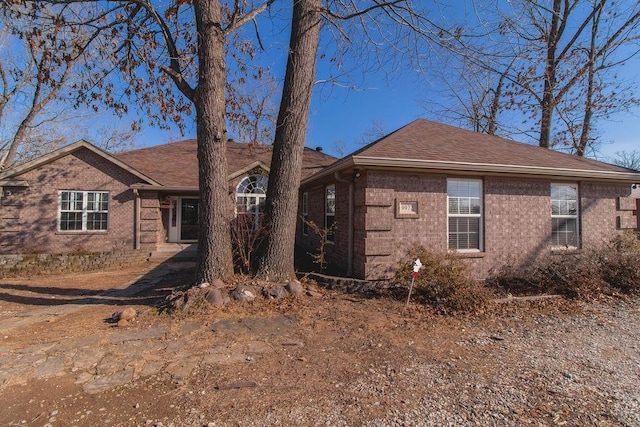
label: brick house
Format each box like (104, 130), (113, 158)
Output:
(1, 119), (638, 279)
(0, 139), (335, 254)
(296, 119), (640, 279)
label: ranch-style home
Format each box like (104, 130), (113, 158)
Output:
(0, 118), (638, 279)
(0, 139), (335, 255)
(296, 119), (640, 279)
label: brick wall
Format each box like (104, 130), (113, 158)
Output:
(0, 249), (151, 278)
(581, 182), (633, 247)
(0, 148), (141, 254)
(139, 190), (161, 249)
(299, 169), (637, 281)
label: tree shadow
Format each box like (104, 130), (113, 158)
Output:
(0, 251), (196, 308)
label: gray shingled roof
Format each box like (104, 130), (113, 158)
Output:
(303, 119), (640, 184)
(353, 119), (633, 172)
(115, 140), (337, 187)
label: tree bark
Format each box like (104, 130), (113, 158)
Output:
(576, 5), (601, 157)
(259, 0), (322, 280)
(193, 0), (234, 283)
(538, 0), (562, 149)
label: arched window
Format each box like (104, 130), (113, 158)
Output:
(236, 175), (268, 228)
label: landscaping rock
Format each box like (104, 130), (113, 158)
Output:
(230, 285), (256, 302)
(115, 307), (137, 321)
(285, 280), (304, 297)
(264, 285), (287, 299)
(212, 278), (226, 289)
(117, 319), (129, 328)
(205, 288), (224, 307)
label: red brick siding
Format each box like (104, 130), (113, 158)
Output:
(310, 170), (636, 281)
(358, 171), (448, 278)
(480, 178), (551, 276)
(581, 182), (632, 246)
(0, 148), (141, 254)
(139, 190), (161, 248)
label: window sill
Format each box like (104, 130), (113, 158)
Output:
(451, 250), (485, 259)
(550, 246), (580, 254)
(56, 230), (108, 235)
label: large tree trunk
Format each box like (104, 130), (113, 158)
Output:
(193, 1), (233, 283)
(259, 0), (322, 280)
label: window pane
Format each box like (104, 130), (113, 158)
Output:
(326, 185), (336, 214)
(238, 175), (268, 195)
(87, 192), (108, 211)
(60, 212), (83, 231)
(449, 217), (479, 250)
(460, 198), (470, 214)
(552, 218), (577, 246)
(87, 212), (108, 230)
(470, 198), (481, 214)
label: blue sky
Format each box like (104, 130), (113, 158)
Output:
(133, 64), (639, 163)
(128, 1), (640, 164)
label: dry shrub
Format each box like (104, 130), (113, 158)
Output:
(487, 252), (603, 298)
(393, 245), (491, 314)
(599, 232), (640, 295)
(487, 232), (640, 299)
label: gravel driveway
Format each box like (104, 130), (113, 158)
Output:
(0, 263), (638, 427)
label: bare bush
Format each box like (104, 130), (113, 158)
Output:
(393, 245), (491, 314)
(487, 232), (640, 299)
(599, 232), (640, 295)
(231, 213), (268, 274)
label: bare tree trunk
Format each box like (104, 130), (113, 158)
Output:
(193, 0), (233, 283)
(487, 60), (513, 136)
(576, 5), (601, 157)
(539, 0), (562, 149)
(259, 0), (321, 280)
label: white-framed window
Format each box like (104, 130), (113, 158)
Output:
(447, 179), (482, 251)
(302, 192), (309, 236)
(325, 184), (335, 242)
(58, 190), (109, 231)
(236, 175), (268, 230)
(551, 183), (579, 247)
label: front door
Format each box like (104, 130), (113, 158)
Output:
(167, 197), (198, 242)
(180, 198), (198, 241)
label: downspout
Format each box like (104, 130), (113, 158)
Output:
(133, 189), (140, 250)
(334, 172), (354, 276)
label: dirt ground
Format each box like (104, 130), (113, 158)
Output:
(0, 260), (639, 426)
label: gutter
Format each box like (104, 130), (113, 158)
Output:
(301, 156), (640, 185)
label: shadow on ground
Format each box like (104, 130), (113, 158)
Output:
(0, 251), (196, 309)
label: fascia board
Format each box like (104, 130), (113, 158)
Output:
(130, 184), (199, 192)
(0, 141), (163, 186)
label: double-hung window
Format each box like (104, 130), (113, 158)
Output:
(447, 179), (482, 251)
(551, 183), (579, 247)
(59, 191), (109, 231)
(325, 184), (335, 242)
